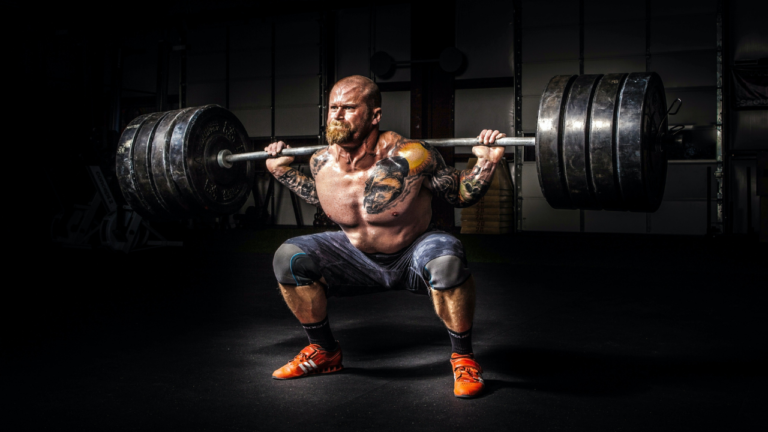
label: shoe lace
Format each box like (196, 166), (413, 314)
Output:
(292, 348), (317, 364)
(455, 366), (481, 382)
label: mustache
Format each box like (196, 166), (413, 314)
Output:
(328, 120), (351, 129)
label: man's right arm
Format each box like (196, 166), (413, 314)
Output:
(265, 141), (320, 206)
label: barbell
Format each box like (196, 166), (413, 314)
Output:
(116, 72), (679, 221)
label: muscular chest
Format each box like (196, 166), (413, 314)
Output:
(315, 164), (425, 225)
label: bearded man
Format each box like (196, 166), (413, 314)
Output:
(265, 75), (505, 398)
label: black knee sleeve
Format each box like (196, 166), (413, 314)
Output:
(273, 243), (322, 285)
(423, 255), (471, 290)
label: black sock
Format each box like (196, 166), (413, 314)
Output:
(447, 327), (473, 355)
(302, 316), (338, 351)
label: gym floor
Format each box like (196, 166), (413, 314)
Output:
(10, 229), (767, 431)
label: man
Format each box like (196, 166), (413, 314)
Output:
(265, 75), (505, 398)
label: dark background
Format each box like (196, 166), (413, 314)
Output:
(10, 1), (768, 431)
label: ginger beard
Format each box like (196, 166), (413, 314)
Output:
(325, 119), (354, 145)
(325, 107), (374, 145)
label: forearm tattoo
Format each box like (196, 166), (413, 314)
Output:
(428, 151), (496, 208)
(274, 168), (319, 206)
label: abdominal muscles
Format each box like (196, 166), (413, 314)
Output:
(317, 180), (432, 254)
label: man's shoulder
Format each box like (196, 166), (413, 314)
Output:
(310, 147), (333, 177)
(390, 139), (437, 177)
(377, 131), (405, 150)
(311, 146), (331, 158)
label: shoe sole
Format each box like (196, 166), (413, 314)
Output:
(454, 384), (484, 399)
(272, 364), (344, 380)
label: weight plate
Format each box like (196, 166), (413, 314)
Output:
(640, 74), (668, 212)
(616, 72), (667, 212)
(588, 73), (628, 210)
(536, 74), (578, 210)
(116, 113), (167, 219)
(562, 74), (602, 210)
(116, 113), (153, 218)
(150, 107), (197, 219)
(169, 105), (254, 217)
(131, 111), (176, 219)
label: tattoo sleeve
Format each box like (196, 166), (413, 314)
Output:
(427, 147), (498, 208)
(271, 166), (320, 206)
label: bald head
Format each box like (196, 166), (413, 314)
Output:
(331, 75), (381, 112)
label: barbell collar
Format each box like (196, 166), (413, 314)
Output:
(220, 137), (535, 167)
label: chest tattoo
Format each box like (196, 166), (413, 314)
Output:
(363, 141), (437, 214)
(364, 156), (410, 214)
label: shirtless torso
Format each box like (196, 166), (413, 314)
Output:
(265, 75), (505, 254)
(310, 132), (433, 253)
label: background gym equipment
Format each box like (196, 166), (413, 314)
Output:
(52, 164), (184, 252)
(460, 158), (515, 234)
(116, 72), (682, 221)
(51, 166), (117, 248)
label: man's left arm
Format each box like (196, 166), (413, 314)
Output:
(427, 129), (506, 208)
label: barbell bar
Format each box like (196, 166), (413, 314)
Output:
(217, 137), (536, 168)
(116, 72), (680, 221)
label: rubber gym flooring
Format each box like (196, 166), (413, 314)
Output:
(9, 228), (767, 431)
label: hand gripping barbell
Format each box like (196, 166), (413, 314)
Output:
(116, 72), (681, 221)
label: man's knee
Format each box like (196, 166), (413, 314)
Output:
(273, 243), (322, 286)
(423, 255), (471, 290)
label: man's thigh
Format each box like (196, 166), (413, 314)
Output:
(283, 231), (387, 297)
(408, 231), (470, 291)
(279, 230), (469, 297)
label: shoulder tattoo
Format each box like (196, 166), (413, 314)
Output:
(392, 141), (437, 176)
(362, 140), (436, 214)
(310, 149), (332, 178)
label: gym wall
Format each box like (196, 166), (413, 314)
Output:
(123, 0), (761, 235)
(729, 0), (766, 236)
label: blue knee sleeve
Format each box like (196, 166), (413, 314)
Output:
(273, 243), (322, 285)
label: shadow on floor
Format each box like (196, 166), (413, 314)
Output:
(480, 345), (768, 397)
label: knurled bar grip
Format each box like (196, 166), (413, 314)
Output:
(219, 136), (535, 168)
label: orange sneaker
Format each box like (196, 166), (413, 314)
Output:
(451, 353), (484, 398)
(272, 343), (343, 379)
